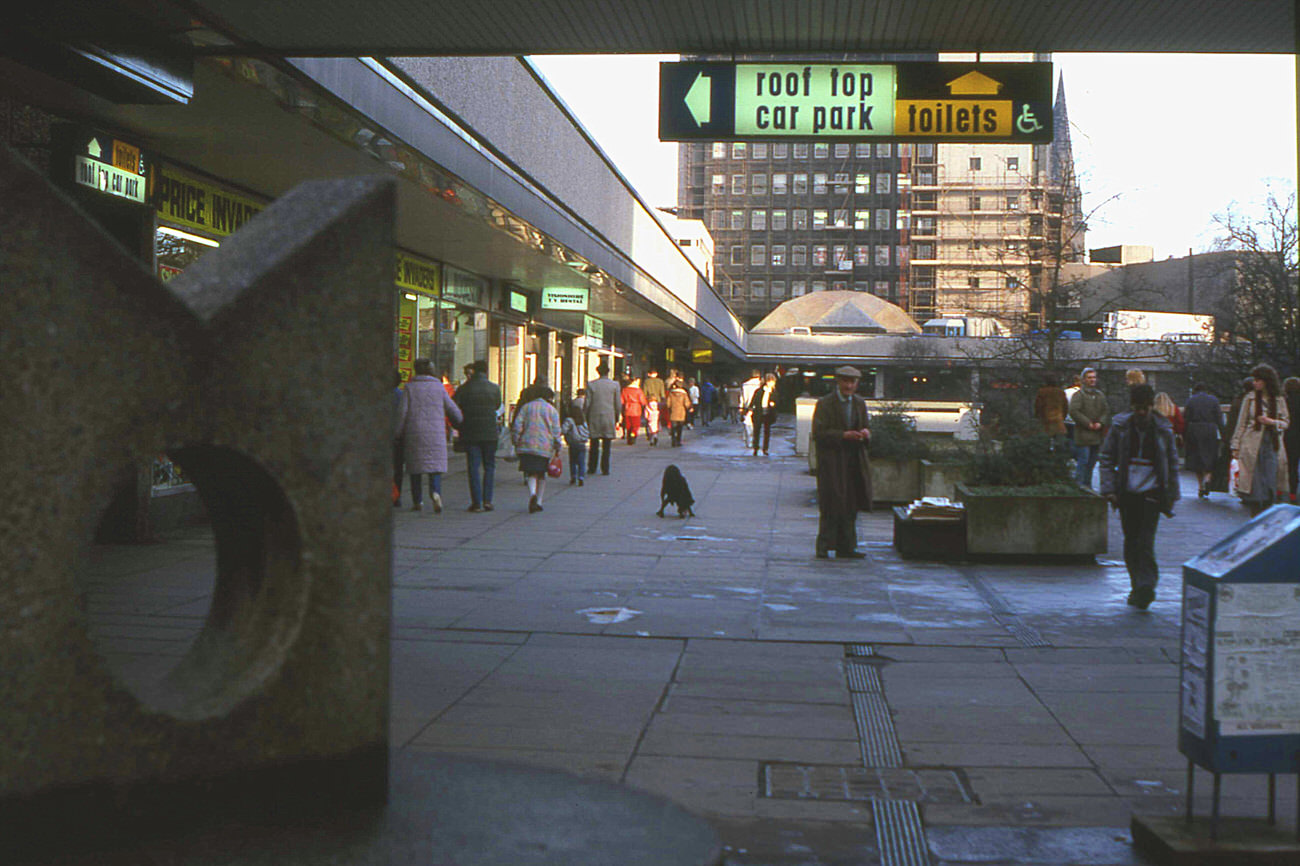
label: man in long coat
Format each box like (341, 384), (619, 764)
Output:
(585, 361), (622, 476)
(811, 366), (873, 559)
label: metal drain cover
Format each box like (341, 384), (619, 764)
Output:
(762, 764), (974, 805)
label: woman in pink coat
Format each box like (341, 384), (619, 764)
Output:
(396, 358), (463, 513)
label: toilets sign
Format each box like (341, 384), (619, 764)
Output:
(659, 61), (1052, 143)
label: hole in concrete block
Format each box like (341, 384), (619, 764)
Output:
(80, 446), (305, 721)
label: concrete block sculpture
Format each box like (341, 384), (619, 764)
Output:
(0, 142), (396, 853)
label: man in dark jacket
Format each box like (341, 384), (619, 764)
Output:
(811, 366), (873, 559)
(453, 360), (502, 512)
(1099, 384), (1180, 610)
(1183, 383), (1223, 498)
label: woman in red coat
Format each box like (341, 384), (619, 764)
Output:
(621, 377), (649, 444)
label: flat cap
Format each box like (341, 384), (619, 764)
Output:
(833, 365), (862, 378)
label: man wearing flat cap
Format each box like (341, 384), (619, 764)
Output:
(811, 366), (873, 558)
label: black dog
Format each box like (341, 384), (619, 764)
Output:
(657, 464), (695, 518)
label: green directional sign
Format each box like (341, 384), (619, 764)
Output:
(659, 60), (1053, 143)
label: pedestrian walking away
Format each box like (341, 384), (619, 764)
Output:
(746, 372), (779, 455)
(453, 359), (503, 512)
(811, 366), (873, 559)
(396, 358), (463, 513)
(1099, 384), (1180, 611)
(584, 361), (621, 475)
(699, 378), (716, 426)
(562, 400), (589, 486)
(621, 377), (648, 444)
(665, 380), (692, 447)
(686, 378), (700, 428)
(1182, 382), (1222, 499)
(642, 369), (666, 445)
(725, 380), (743, 424)
(740, 370), (762, 445)
(513, 380), (563, 513)
(1069, 366), (1111, 489)
(1231, 363), (1290, 517)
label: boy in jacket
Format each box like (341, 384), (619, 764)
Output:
(1099, 384), (1180, 611)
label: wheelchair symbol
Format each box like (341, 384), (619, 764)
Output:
(1016, 104), (1043, 135)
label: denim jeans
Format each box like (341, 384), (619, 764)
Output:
(409, 472), (441, 504)
(568, 442), (587, 481)
(465, 440), (497, 506)
(1073, 442), (1099, 488)
(1118, 493), (1162, 591)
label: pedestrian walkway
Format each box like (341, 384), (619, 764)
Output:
(82, 417), (1292, 865)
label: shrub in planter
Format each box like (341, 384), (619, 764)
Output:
(868, 404), (928, 504)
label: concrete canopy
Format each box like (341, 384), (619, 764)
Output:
(12, 0), (1296, 55)
(752, 290), (921, 335)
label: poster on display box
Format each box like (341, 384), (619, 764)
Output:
(1213, 583), (1300, 735)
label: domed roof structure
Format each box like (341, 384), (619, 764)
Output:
(751, 291), (920, 335)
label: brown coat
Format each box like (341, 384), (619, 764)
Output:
(812, 391), (873, 515)
(665, 386), (692, 423)
(1034, 386), (1069, 436)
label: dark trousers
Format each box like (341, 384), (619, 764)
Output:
(670, 423), (684, 447)
(465, 440), (497, 506)
(752, 414), (773, 454)
(588, 437), (612, 474)
(1118, 492), (1162, 591)
(817, 509), (858, 556)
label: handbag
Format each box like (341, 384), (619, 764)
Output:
(546, 454), (563, 478)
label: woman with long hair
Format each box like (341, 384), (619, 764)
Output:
(1230, 364), (1291, 516)
(512, 380), (563, 513)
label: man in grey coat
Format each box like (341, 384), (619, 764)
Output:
(1069, 367), (1112, 489)
(585, 361), (622, 476)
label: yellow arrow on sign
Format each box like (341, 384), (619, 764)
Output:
(946, 71), (1003, 96)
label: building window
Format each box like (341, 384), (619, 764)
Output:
(793, 279), (807, 296)
(913, 267), (935, 288)
(969, 156), (981, 171)
(915, 167), (935, 186)
(875, 280), (891, 297)
(813, 172), (828, 194)
(875, 245), (890, 266)
(814, 143), (829, 159)
(916, 142), (935, 161)
(914, 191), (937, 209)
(969, 196), (981, 211)
(876, 143), (892, 158)
(915, 216), (935, 234)
(813, 209), (828, 230)
(751, 209), (767, 230)
(876, 173), (891, 194)
(855, 173), (870, 194)
(855, 143), (872, 158)
(711, 209), (725, 229)
(772, 209), (788, 231)
(752, 173), (767, 195)
(793, 142), (809, 159)
(730, 245), (745, 266)
(834, 143), (850, 159)
(792, 173), (808, 195)
(772, 173), (788, 195)
(812, 280), (827, 292)
(752, 142), (768, 159)
(773, 142), (788, 159)
(1007, 156), (1019, 171)
(853, 281), (869, 293)
(792, 245), (807, 266)
(771, 245), (786, 266)
(730, 209), (745, 230)
(854, 210), (870, 230)
(896, 212), (910, 230)
(832, 209), (848, 228)
(854, 245), (871, 265)
(711, 142), (727, 159)
(896, 245), (909, 266)
(913, 242), (935, 260)
(711, 174), (726, 194)
(875, 209), (890, 228)
(833, 244), (849, 267)
(833, 172), (850, 193)
(1006, 195), (1019, 210)
(968, 276), (981, 289)
(771, 280), (786, 298)
(831, 280), (847, 291)
(793, 209), (808, 230)
(751, 279), (767, 298)
(732, 174), (746, 194)
(732, 142), (747, 159)
(812, 244), (827, 267)
(1006, 276), (1020, 289)
(751, 245), (766, 266)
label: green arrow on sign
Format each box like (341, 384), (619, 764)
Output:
(685, 72), (711, 126)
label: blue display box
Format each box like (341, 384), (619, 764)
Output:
(1179, 505), (1300, 775)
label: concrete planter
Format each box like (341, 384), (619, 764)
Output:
(956, 483), (1107, 557)
(871, 458), (922, 506)
(919, 460), (968, 500)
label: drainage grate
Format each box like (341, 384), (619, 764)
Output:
(846, 643), (875, 657)
(853, 692), (903, 768)
(873, 799), (931, 866)
(763, 764), (973, 805)
(846, 658), (883, 694)
(963, 571), (1053, 649)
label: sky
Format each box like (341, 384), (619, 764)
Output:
(529, 53), (1297, 261)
